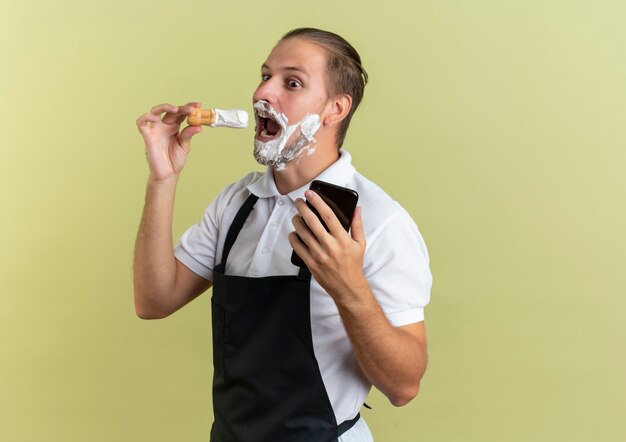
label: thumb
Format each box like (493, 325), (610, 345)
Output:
(178, 125), (203, 151)
(350, 206), (365, 246)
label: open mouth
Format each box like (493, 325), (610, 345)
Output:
(255, 110), (282, 141)
(253, 101), (286, 142)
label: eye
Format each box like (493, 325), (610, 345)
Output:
(261, 74), (271, 82)
(287, 79), (302, 89)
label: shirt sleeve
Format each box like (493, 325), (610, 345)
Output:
(173, 173), (257, 282)
(173, 198), (221, 282)
(363, 208), (432, 327)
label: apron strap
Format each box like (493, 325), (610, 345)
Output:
(220, 192), (259, 265)
(219, 191), (311, 281)
(338, 412), (361, 437)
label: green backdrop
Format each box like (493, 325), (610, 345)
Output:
(1, 1), (624, 441)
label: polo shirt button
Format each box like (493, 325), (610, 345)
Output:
(277, 199), (284, 206)
(270, 222), (278, 228)
(261, 247), (269, 254)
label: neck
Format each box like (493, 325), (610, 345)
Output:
(273, 145), (340, 195)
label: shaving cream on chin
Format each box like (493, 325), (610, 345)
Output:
(253, 101), (321, 170)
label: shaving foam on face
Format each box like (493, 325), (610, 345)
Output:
(213, 109), (249, 128)
(253, 100), (322, 169)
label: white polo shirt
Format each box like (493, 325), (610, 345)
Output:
(174, 149), (432, 438)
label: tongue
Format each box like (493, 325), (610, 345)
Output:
(266, 118), (281, 136)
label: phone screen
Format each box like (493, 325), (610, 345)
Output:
(291, 180), (359, 268)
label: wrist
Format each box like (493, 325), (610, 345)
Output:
(333, 275), (373, 310)
(147, 174), (179, 188)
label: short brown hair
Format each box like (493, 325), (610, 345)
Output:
(281, 28), (368, 148)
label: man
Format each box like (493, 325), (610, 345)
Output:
(134, 28), (432, 442)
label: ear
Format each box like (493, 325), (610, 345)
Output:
(323, 94), (352, 128)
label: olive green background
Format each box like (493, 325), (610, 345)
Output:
(1, 0), (624, 441)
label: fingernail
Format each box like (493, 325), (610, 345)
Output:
(305, 190), (314, 198)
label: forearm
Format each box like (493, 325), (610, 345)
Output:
(289, 194), (428, 404)
(334, 282), (427, 406)
(133, 176), (179, 318)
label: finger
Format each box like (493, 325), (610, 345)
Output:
(136, 114), (160, 135)
(168, 101), (202, 124)
(151, 103), (181, 127)
(179, 101), (203, 113)
(150, 103), (179, 115)
(350, 206), (366, 246)
(136, 113), (160, 128)
(288, 231), (312, 265)
(178, 124), (203, 150)
(291, 214), (324, 256)
(294, 198), (332, 244)
(163, 101), (203, 125)
(304, 190), (345, 237)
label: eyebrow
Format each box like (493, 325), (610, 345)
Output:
(261, 63), (309, 76)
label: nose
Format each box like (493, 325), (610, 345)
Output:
(253, 77), (279, 104)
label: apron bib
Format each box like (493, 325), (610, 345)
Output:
(210, 193), (359, 442)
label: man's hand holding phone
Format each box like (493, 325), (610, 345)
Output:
(289, 186), (368, 305)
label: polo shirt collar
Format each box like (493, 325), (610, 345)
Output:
(247, 148), (356, 202)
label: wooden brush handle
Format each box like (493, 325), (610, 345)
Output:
(187, 109), (216, 126)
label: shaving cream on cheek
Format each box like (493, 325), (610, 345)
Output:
(291, 114), (321, 160)
(253, 101), (322, 168)
(299, 114), (321, 141)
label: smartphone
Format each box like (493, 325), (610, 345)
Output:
(291, 180), (359, 268)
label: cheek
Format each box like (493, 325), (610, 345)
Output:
(281, 107), (302, 126)
(284, 102), (322, 125)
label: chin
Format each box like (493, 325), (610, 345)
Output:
(253, 136), (316, 170)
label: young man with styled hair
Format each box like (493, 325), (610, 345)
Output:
(134, 27), (432, 442)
